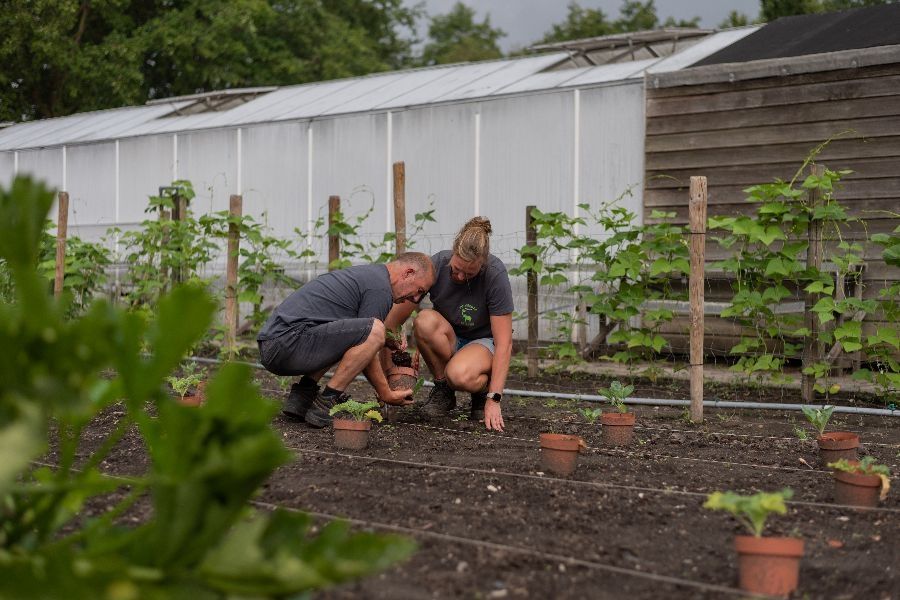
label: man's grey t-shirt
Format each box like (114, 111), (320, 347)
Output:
(257, 264), (392, 341)
(428, 250), (514, 340)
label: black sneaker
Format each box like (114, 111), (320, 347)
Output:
(305, 390), (347, 428)
(420, 379), (456, 417)
(470, 392), (487, 421)
(282, 381), (319, 421)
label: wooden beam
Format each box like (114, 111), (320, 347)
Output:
(393, 161), (406, 255)
(224, 194), (242, 357)
(54, 191), (69, 298)
(328, 195), (340, 271)
(689, 176), (707, 423)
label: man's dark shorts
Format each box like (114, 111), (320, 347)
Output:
(258, 318), (375, 376)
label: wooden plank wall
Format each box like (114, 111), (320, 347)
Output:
(644, 60), (900, 356)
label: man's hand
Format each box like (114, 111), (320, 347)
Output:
(384, 332), (408, 352)
(380, 387), (414, 406)
(484, 399), (504, 432)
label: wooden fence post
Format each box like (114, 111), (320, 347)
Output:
(393, 161), (406, 255)
(224, 194), (242, 357)
(173, 191), (187, 284)
(526, 205), (538, 378)
(689, 176), (707, 423)
(328, 195), (340, 271)
(54, 191), (69, 298)
(802, 164), (825, 404)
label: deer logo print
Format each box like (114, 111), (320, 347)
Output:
(458, 303), (477, 327)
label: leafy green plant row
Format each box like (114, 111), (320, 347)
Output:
(0, 176), (414, 598)
(511, 157), (899, 404)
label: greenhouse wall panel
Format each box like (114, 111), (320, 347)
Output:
(118, 135), (175, 224)
(479, 91), (575, 260)
(66, 143), (117, 243)
(310, 113), (389, 256)
(391, 103), (479, 256)
(241, 122), (308, 245)
(178, 129), (238, 215)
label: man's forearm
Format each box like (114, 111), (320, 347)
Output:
(364, 353), (391, 398)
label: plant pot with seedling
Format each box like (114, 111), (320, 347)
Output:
(167, 363), (206, 407)
(802, 406), (859, 466)
(704, 489), (802, 597)
(829, 457), (891, 508)
(598, 381), (635, 446)
(329, 399), (383, 451)
(383, 338), (420, 422)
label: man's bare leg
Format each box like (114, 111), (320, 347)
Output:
(328, 319), (386, 391)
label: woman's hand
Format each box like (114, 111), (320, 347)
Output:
(484, 398), (504, 432)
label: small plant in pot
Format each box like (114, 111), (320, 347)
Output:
(704, 488), (802, 597)
(598, 381), (635, 446)
(166, 363), (206, 407)
(828, 457), (891, 508)
(538, 409), (587, 477)
(801, 405), (859, 466)
(329, 399), (383, 451)
(383, 338), (420, 422)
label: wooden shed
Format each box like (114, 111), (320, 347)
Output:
(643, 5), (900, 356)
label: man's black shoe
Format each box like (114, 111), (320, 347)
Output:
(470, 392), (487, 421)
(282, 381), (319, 421)
(420, 379), (456, 417)
(305, 389), (347, 428)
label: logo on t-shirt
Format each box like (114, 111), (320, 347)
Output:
(458, 303), (477, 327)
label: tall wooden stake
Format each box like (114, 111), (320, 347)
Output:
(173, 191), (187, 284)
(689, 176), (707, 423)
(328, 195), (340, 271)
(393, 161), (406, 254)
(225, 194), (242, 357)
(526, 205), (538, 378)
(802, 164), (825, 404)
(54, 191), (69, 298)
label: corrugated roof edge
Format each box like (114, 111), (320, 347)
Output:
(648, 43), (900, 88)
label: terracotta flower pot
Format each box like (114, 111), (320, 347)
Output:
(179, 381), (206, 407)
(600, 412), (635, 446)
(333, 419), (372, 451)
(384, 350), (419, 422)
(734, 535), (804, 596)
(833, 464), (882, 508)
(539, 433), (584, 477)
(817, 431), (859, 466)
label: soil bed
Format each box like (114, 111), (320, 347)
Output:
(67, 369), (898, 599)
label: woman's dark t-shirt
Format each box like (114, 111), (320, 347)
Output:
(428, 250), (514, 340)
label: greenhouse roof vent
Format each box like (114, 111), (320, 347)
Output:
(147, 87), (278, 116)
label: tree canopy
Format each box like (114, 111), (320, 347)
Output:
(0, 0), (419, 122)
(420, 2), (505, 66)
(539, 1), (700, 45)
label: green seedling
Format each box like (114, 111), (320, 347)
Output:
(329, 399), (383, 423)
(597, 381), (634, 413)
(413, 377), (425, 395)
(704, 489), (793, 537)
(792, 426), (808, 441)
(166, 363), (204, 402)
(578, 407), (603, 424)
(801, 405), (834, 437)
(828, 457), (891, 500)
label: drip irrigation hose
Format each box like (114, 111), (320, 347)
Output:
(187, 355), (899, 417)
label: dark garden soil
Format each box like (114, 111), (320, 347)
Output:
(67, 367), (899, 600)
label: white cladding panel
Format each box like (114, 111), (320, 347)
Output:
(66, 143), (117, 243)
(241, 122), (308, 241)
(479, 92), (575, 260)
(0, 152), (14, 187)
(17, 148), (63, 192)
(178, 129), (237, 215)
(310, 114), (388, 262)
(391, 103), (478, 256)
(118, 135), (174, 223)
(579, 83), (645, 231)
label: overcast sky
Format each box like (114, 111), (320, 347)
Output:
(407, 0), (761, 52)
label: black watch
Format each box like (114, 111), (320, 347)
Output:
(486, 392), (502, 403)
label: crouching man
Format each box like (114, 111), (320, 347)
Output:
(257, 252), (436, 428)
